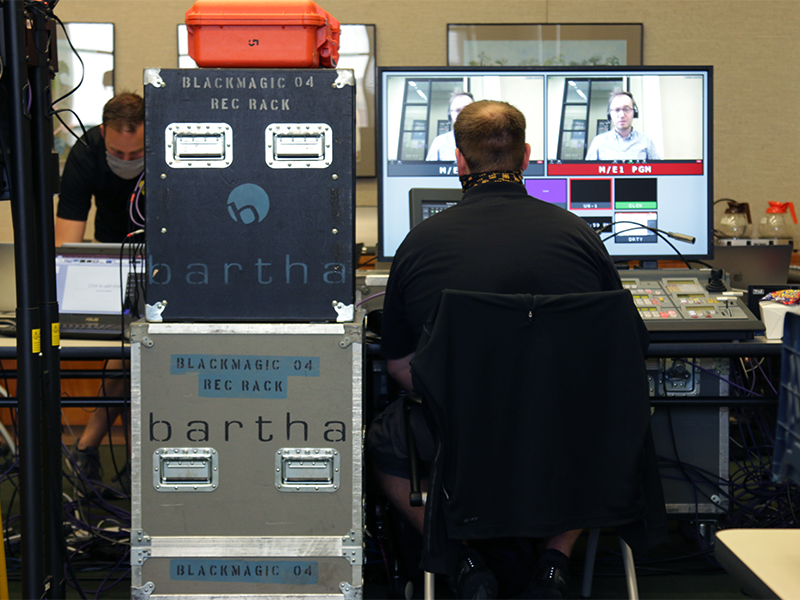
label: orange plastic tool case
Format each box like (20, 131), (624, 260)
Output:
(186, 0), (340, 68)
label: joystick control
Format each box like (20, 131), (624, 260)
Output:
(706, 268), (727, 293)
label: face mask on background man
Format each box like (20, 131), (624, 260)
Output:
(106, 152), (144, 180)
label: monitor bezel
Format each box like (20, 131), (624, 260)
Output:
(376, 65), (714, 264)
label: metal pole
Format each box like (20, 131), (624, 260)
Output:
(28, 6), (64, 597)
(3, 1), (47, 598)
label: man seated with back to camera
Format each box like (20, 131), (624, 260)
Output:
(367, 100), (624, 599)
(584, 91), (660, 161)
(55, 92), (145, 498)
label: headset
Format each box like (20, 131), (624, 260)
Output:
(607, 91), (639, 121)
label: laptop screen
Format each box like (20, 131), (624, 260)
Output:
(56, 246), (145, 316)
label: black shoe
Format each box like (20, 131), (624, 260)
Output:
(524, 549), (569, 599)
(104, 461), (131, 499)
(449, 549), (498, 599)
(69, 440), (103, 483)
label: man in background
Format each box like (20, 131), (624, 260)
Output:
(55, 92), (145, 497)
(56, 92), (144, 245)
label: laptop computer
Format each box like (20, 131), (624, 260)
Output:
(55, 244), (145, 339)
(0, 242), (144, 339)
(707, 244), (792, 290)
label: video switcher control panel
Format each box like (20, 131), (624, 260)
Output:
(621, 270), (765, 340)
(357, 269), (766, 341)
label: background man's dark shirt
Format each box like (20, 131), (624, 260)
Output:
(57, 126), (139, 242)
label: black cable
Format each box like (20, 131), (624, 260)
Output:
(50, 14), (84, 107)
(358, 255), (379, 268)
(4, 470), (21, 560)
(655, 364), (717, 558)
(47, 13), (88, 146)
(0, 116), (13, 197)
(51, 108), (88, 146)
(600, 221), (692, 268)
(60, 492), (131, 592)
(47, 471), (88, 599)
(683, 259), (715, 270)
(651, 359), (784, 565)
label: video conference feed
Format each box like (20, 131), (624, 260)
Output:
(378, 67), (712, 262)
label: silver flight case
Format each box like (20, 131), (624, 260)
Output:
(130, 319), (364, 599)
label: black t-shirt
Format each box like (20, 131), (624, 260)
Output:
(381, 181), (623, 359)
(57, 126), (141, 242)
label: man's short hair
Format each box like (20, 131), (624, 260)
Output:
(454, 100), (526, 172)
(608, 91), (637, 113)
(102, 93), (144, 133)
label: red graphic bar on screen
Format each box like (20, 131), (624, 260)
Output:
(547, 162), (704, 176)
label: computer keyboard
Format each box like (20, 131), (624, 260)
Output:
(60, 322), (125, 340)
(0, 320), (125, 341)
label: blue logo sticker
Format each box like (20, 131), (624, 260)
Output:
(171, 354), (320, 399)
(227, 183), (270, 224)
(171, 559), (318, 584)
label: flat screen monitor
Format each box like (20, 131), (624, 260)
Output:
(377, 66), (713, 262)
(409, 188), (463, 228)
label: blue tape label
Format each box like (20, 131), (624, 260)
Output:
(170, 559), (319, 584)
(171, 355), (320, 398)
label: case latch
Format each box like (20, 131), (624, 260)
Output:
(265, 123), (332, 169)
(153, 448), (219, 492)
(275, 448), (340, 492)
(165, 123), (233, 169)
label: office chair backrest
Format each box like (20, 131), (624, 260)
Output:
(410, 289), (667, 572)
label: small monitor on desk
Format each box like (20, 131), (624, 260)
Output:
(409, 188), (463, 228)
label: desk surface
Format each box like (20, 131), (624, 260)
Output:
(716, 529), (800, 599)
(0, 336), (128, 360)
(648, 337), (781, 357)
(1, 331), (781, 361)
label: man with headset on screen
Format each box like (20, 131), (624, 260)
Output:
(369, 100), (625, 599)
(584, 91), (660, 161)
(425, 91), (474, 161)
